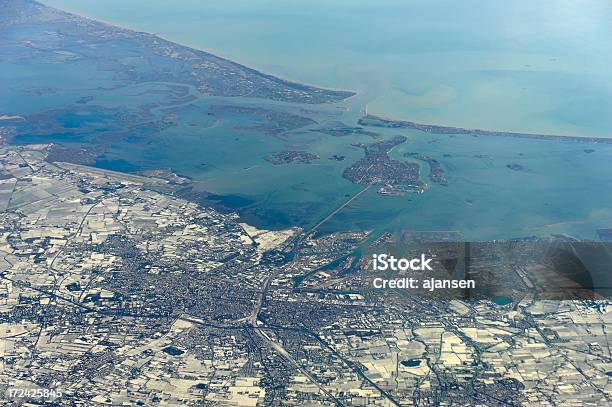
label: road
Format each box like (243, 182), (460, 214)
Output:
(305, 184), (371, 238)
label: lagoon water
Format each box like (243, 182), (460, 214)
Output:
(17, 1), (612, 239)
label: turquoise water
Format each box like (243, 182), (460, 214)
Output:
(85, 97), (612, 240)
(492, 296), (513, 306)
(5, 1), (612, 240)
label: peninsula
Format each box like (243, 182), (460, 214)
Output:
(1, 0), (355, 104)
(359, 114), (612, 144)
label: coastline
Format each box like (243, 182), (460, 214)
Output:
(38, 0), (357, 100)
(359, 113), (612, 144)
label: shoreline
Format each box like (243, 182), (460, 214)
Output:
(38, 1), (357, 100)
(359, 113), (612, 144)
